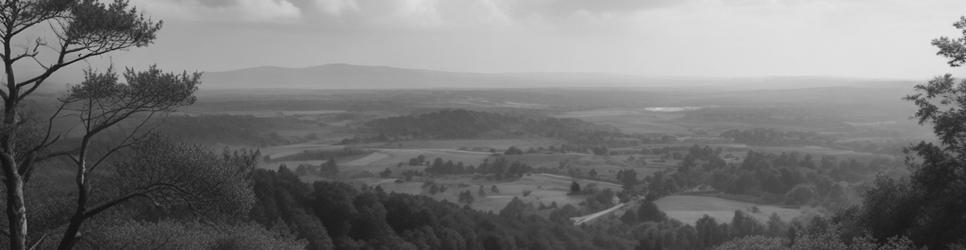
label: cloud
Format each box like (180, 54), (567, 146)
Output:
(527, 0), (684, 15)
(132, 0), (687, 29)
(313, 0), (359, 15)
(132, 0), (303, 23)
(130, 0), (940, 36)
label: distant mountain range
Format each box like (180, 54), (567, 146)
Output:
(200, 63), (914, 90)
(201, 63), (630, 89)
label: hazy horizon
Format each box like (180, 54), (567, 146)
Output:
(25, 0), (960, 83)
(211, 62), (927, 81)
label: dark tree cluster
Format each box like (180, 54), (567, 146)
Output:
(637, 145), (896, 207)
(290, 158), (340, 177)
(582, 188), (618, 211)
(362, 109), (667, 147)
(526, 144), (615, 155)
(421, 157), (534, 180)
(504, 146), (524, 155)
(720, 128), (834, 146)
(268, 147), (367, 162)
(249, 169), (635, 250)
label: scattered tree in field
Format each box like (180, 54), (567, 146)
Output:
(730, 210), (764, 238)
(458, 190), (474, 204)
(295, 164), (314, 176)
(766, 213), (787, 237)
(500, 197), (528, 220)
(637, 199), (666, 223)
(616, 169), (638, 187)
(569, 181), (581, 194)
(504, 146), (523, 155)
(620, 210), (638, 225)
(319, 158), (338, 177)
(784, 184), (817, 206)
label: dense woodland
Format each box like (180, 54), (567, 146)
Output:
(250, 168), (634, 250)
(359, 109), (670, 146)
(640, 145), (901, 207)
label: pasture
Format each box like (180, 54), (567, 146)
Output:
(655, 195), (806, 225)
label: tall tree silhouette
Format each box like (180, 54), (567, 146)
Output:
(851, 16), (966, 248)
(0, 1), (161, 249)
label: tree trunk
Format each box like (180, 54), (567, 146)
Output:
(57, 151), (88, 250)
(2, 118), (27, 250)
(2, 30), (27, 250)
(56, 214), (83, 250)
(2, 93), (27, 250)
(3, 170), (27, 250)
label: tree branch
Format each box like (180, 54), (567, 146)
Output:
(82, 183), (179, 219)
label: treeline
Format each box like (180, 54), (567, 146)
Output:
(617, 202), (912, 250)
(506, 144), (618, 156)
(285, 159), (340, 178)
(358, 109), (668, 146)
(250, 168), (635, 249)
(585, 193), (917, 250)
(633, 145), (899, 208)
(417, 156), (534, 180)
(267, 147), (368, 162)
(720, 128), (834, 146)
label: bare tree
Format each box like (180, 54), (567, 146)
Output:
(0, 1), (160, 249)
(54, 66), (199, 249)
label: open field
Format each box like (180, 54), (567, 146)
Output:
(655, 195), (807, 225)
(259, 144), (348, 159)
(343, 152), (391, 166)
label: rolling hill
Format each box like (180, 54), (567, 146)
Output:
(201, 64), (544, 89)
(200, 63), (915, 90)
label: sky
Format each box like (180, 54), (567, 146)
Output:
(92, 0), (966, 79)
